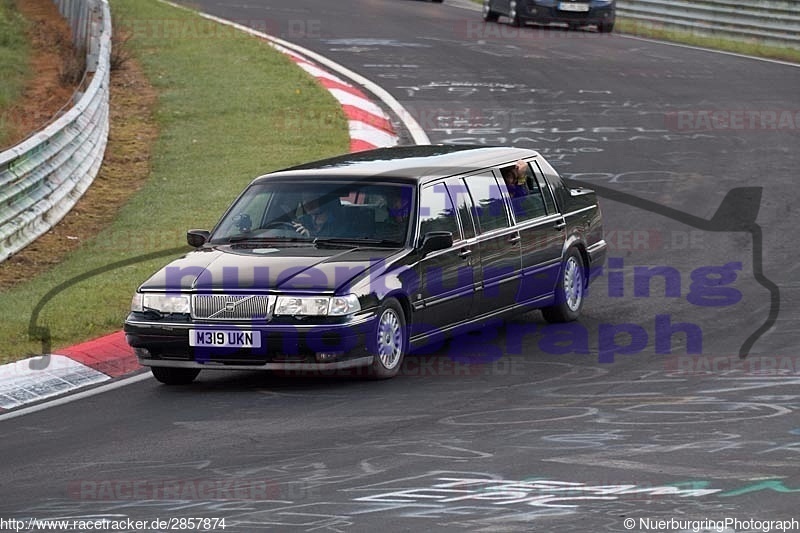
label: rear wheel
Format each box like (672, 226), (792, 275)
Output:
(483, 0), (499, 21)
(151, 366), (200, 385)
(542, 248), (586, 323)
(368, 299), (407, 379)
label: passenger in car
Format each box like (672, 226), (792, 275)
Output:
(376, 187), (412, 242)
(501, 161), (530, 198)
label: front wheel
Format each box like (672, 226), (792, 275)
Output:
(368, 299), (407, 379)
(598, 21), (614, 33)
(151, 366), (200, 385)
(542, 248), (586, 323)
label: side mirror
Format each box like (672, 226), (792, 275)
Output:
(187, 229), (210, 248)
(420, 231), (453, 255)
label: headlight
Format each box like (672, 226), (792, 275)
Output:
(274, 294), (361, 316)
(131, 293), (143, 312)
(328, 294), (361, 316)
(131, 293), (191, 314)
(274, 296), (330, 316)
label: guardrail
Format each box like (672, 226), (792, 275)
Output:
(616, 0), (800, 49)
(0, 0), (111, 263)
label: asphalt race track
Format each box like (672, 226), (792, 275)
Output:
(1, 1), (799, 530)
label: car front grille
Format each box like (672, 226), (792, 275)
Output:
(192, 294), (274, 321)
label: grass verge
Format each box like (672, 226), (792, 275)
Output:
(0, 0), (30, 145)
(616, 18), (800, 64)
(0, 0), (348, 363)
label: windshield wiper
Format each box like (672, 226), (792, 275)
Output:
(226, 235), (312, 243)
(313, 237), (403, 248)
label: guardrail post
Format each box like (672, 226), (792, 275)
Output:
(86, 0), (101, 72)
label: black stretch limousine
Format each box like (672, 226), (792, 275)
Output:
(124, 146), (607, 384)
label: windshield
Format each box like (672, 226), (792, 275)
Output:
(210, 180), (415, 246)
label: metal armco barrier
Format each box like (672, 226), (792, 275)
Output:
(616, 0), (800, 49)
(0, 0), (111, 263)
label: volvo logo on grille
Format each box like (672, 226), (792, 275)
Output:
(224, 302), (236, 312)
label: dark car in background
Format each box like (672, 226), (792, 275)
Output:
(483, 0), (616, 32)
(124, 146), (606, 384)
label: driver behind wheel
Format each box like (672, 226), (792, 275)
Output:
(292, 195), (340, 238)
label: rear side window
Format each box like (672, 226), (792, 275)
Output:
(499, 161), (547, 222)
(464, 172), (510, 233)
(445, 177), (476, 240)
(533, 160), (560, 214)
(419, 183), (460, 240)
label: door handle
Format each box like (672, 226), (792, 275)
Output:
(458, 249), (472, 259)
(554, 221), (566, 230)
(508, 234), (521, 244)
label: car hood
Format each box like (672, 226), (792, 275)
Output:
(138, 245), (404, 293)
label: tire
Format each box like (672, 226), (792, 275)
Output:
(151, 366), (200, 385)
(598, 21), (614, 33)
(368, 298), (407, 379)
(432, 0), (444, 3)
(542, 248), (586, 323)
(483, 0), (499, 22)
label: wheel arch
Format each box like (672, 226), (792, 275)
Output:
(563, 236), (591, 288)
(384, 290), (413, 330)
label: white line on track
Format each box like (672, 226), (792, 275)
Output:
(0, 372), (152, 422)
(617, 34), (800, 69)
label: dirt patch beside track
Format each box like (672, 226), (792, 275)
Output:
(3, 0), (76, 146)
(0, 13), (158, 289)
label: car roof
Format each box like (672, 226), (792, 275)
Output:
(254, 145), (540, 184)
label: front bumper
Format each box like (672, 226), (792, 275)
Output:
(518, 1), (615, 26)
(124, 311), (378, 370)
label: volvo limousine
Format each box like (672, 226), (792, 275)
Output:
(124, 145), (607, 384)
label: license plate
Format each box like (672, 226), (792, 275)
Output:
(559, 2), (590, 12)
(189, 329), (261, 348)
